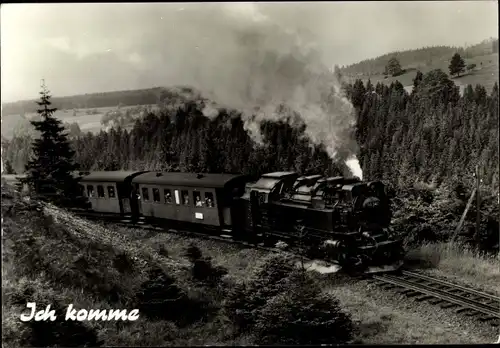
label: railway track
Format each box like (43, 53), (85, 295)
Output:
(371, 270), (500, 326)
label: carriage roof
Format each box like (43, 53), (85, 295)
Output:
(132, 172), (248, 189)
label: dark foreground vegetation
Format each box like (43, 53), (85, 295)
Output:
(1, 186), (354, 346)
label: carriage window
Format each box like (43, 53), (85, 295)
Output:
(152, 188), (161, 202)
(87, 185), (94, 197)
(141, 187), (150, 201)
(164, 189), (173, 204)
(97, 185), (105, 198)
(181, 190), (190, 206)
(174, 190), (180, 205)
(107, 186), (116, 198)
(193, 191), (204, 207)
(205, 192), (215, 208)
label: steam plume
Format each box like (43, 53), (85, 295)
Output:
(345, 155), (363, 180)
(156, 3), (359, 163)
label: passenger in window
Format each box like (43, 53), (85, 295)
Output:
(206, 198), (213, 207)
(195, 195), (203, 207)
(183, 194), (189, 205)
(165, 192), (172, 204)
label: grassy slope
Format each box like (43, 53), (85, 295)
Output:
(343, 53), (499, 92)
(1, 188), (242, 346)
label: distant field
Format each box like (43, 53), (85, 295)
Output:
(1, 104), (159, 139)
(344, 53), (498, 93)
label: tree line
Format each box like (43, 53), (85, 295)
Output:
(343, 70), (498, 191)
(341, 38), (498, 76)
(1, 87), (163, 117)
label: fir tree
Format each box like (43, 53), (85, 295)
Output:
(22, 81), (79, 203)
(384, 57), (403, 76)
(448, 53), (466, 77)
(3, 160), (15, 174)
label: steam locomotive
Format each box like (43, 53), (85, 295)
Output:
(3, 170), (404, 273)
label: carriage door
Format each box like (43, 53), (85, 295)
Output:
(119, 182), (131, 214)
(130, 183), (142, 216)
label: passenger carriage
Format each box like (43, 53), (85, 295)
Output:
(78, 171), (147, 215)
(131, 172), (249, 236)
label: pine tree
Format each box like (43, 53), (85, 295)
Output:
(448, 53), (466, 77)
(4, 160), (15, 174)
(384, 57), (403, 76)
(412, 70), (424, 95)
(22, 81), (79, 203)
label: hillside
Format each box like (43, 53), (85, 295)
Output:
(341, 38), (498, 76)
(341, 38), (498, 92)
(1, 187), (356, 346)
(1, 87), (164, 117)
(1, 86), (208, 141)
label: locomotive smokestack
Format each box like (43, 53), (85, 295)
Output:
(345, 155), (363, 180)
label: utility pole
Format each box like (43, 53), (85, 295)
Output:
(475, 164), (481, 245)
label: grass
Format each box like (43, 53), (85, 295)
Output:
(344, 53), (498, 92)
(404, 242), (500, 295)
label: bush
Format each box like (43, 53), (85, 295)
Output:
(113, 252), (135, 274)
(184, 243), (202, 263)
(135, 267), (207, 326)
(225, 253), (353, 344)
(7, 281), (102, 347)
(183, 243), (228, 286)
(254, 272), (353, 345)
(158, 244), (169, 257)
(28, 302), (103, 347)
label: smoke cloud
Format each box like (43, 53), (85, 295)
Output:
(157, 3), (359, 164)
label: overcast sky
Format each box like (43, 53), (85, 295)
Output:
(1, 1), (498, 102)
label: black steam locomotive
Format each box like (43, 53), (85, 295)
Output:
(235, 172), (403, 272)
(3, 170), (404, 273)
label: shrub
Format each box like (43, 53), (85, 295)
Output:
(7, 281), (102, 347)
(158, 243), (169, 257)
(135, 267), (206, 326)
(225, 253), (353, 344)
(183, 243), (228, 286)
(28, 301), (103, 348)
(113, 252), (135, 274)
(254, 271), (353, 345)
(184, 243), (202, 263)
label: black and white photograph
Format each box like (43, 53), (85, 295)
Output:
(1, 1), (499, 346)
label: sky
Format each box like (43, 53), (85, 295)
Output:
(1, 1), (498, 103)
